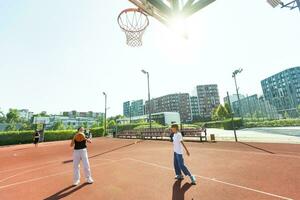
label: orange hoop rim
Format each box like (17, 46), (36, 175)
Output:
(117, 8), (149, 33)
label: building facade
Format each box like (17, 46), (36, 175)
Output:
(123, 101), (131, 117)
(62, 110), (103, 118)
(130, 99), (144, 117)
(232, 94), (279, 119)
(145, 93), (192, 123)
(190, 96), (200, 121)
(123, 100), (144, 118)
(261, 66), (300, 117)
(18, 109), (34, 120)
(223, 94), (246, 113)
(196, 84), (220, 119)
(117, 112), (181, 126)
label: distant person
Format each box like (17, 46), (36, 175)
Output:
(33, 130), (40, 147)
(70, 127), (94, 186)
(171, 123), (196, 185)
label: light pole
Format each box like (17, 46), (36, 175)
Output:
(102, 92), (107, 136)
(232, 68), (243, 120)
(141, 69), (152, 130)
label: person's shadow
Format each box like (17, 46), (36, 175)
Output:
(43, 183), (89, 200)
(172, 180), (193, 200)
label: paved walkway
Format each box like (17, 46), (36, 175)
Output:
(207, 127), (300, 144)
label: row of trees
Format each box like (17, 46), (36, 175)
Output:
(0, 108), (121, 131)
(0, 109), (34, 131)
(211, 104), (300, 122)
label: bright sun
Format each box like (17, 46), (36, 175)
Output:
(155, 15), (201, 65)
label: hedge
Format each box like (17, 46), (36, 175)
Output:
(116, 123), (149, 132)
(223, 119), (243, 130)
(194, 118), (243, 130)
(244, 119), (300, 128)
(0, 127), (105, 146)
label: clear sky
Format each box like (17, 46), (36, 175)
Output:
(0, 0), (299, 116)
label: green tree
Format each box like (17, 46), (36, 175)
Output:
(224, 103), (232, 116)
(39, 111), (48, 116)
(5, 123), (17, 131)
(108, 119), (116, 128)
(82, 122), (88, 128)
(0, 109), (6, 123)
(66, 122), (74, 130)
(283, 111), (290, 119)
(211, 107), (218, 121)
(91, 122), (99, 128)
(52, 120), (65, 130)
(6, 109), (20, 123)
(216, 104), (229, 120)
(19, 122), (32, 130)
(297, 105), (300, 116)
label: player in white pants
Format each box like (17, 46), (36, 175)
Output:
(70, 127), (94, 186)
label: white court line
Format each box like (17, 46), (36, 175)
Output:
(0, 158), (123, 190)
(0, 157), (118, 183)
(126, 158), (294, 200)
(0, 162), (60, 183)
(0, 159), (63, 174)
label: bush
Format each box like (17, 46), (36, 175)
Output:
(43, 130), (76, 142)
(244, 119), (300, 128)
(223, 118), (243, 130)
(133, 123), (165, 130)
(0, 130), (34, 146)
(0, 127), (105, 146)
(193, 118), (243, 130)
(90, 127), (104, 137)
(116, 123), (148, 132)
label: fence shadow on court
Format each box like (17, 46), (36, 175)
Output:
(43, 183), (89, 200)
(239, 142), (275, 154)
(172, 180), (193, 200)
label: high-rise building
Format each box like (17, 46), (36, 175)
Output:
(261, 66), (300, 117)
(223, 94), (246, 110)
(196, 84), (220, 119)
(130, 99), (144, 117)
(123, 101), (131, 117)
(190, 96), (200, 121)
(123, 100), (144, 118)
(145, 93), (192, 123)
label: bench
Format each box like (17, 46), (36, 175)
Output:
(117, 130), (141, 139)
(181, 128), (207, 142)
(140, 128), (165, 140)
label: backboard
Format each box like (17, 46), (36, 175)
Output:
(33, 117), (50, 124)
(128, 0), (216, 25)
(119, 0), (216, 46)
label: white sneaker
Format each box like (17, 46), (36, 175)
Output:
(86, 178), (94, 184)
(73, 180), (80, 186)
(190, 175), (197, 185)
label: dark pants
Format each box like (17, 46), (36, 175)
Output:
(173, 152), (191, 176)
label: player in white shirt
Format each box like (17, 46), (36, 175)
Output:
(171, 123), (196, 185)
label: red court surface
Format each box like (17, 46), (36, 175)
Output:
(0, 138), (299, 200)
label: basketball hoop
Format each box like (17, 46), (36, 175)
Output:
(118, 8), (149, 47)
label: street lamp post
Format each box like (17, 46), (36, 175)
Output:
(102, 92), (107, 136)
(141, 69), (152, 130)
(232, 68), (243, 120)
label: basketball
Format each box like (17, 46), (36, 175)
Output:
(74, 133), (85, 142)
